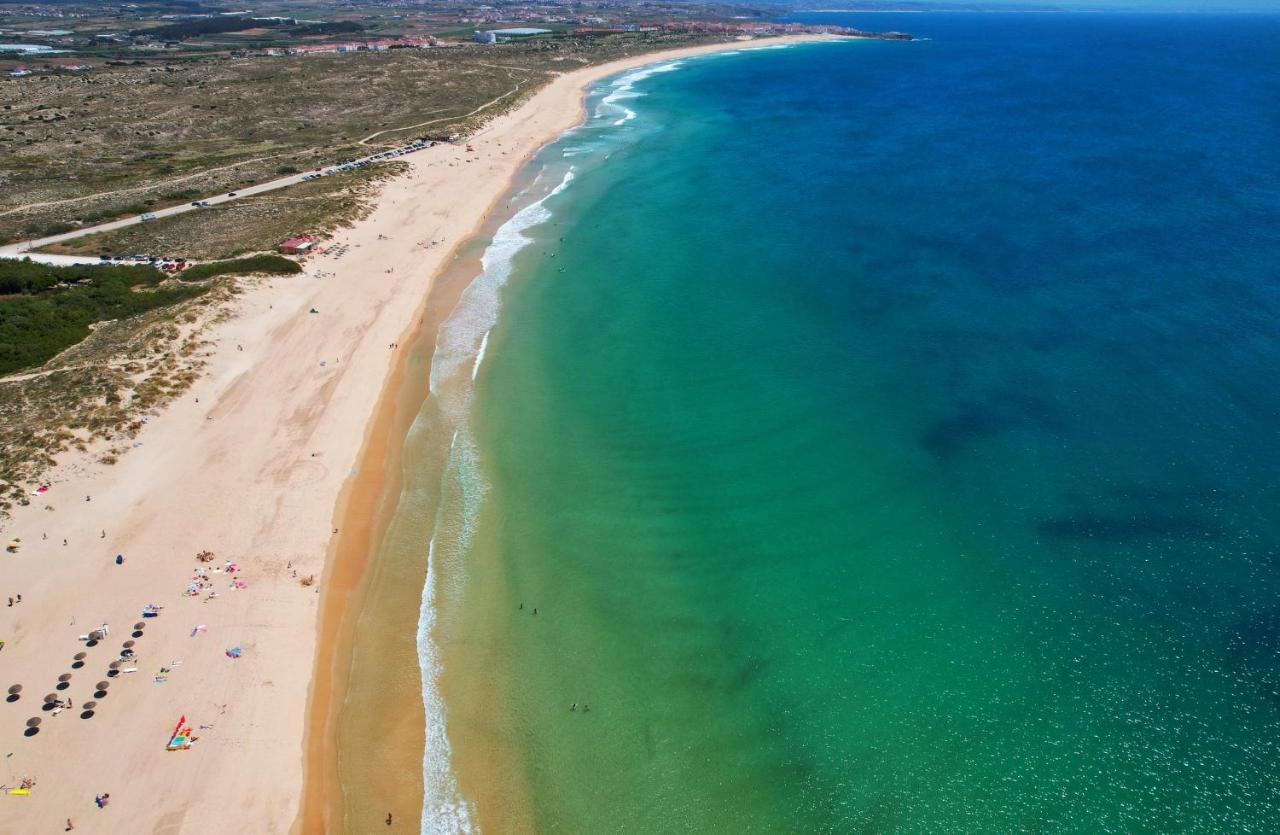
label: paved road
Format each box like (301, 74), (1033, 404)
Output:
(0, 142), (432, 265)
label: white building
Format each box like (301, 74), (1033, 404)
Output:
(473, 30), (497, 44)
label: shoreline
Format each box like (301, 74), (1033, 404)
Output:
(299, 33), (842, 833)
(0, 34), (836, 835)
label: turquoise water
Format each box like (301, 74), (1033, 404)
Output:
(426, 14), (1280, 832)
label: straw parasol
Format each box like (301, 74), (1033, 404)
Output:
(108, 661), (121, 670)
(95, 681), (109, 691)
(74, 652), (87, 661)
(83, 701), (97, 710)
(122, 640), (135, 649)
(7, 684), (21, 695)
(58, 673), (72, 683)
(43, 694), (58, 704)
(26, 717), (41, 728)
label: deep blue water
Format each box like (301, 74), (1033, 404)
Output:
(440, 12), (1280, 831)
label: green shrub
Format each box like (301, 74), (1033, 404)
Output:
(0, 259), (206, 375)
(180, 253), (300, 281)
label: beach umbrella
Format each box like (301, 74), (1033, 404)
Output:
(134, 622), (146, 631)
(122, 640), (135, 649)
(43, 694), (58, 704)
(74, 652), (86, 661)
(25, 717), (40, 728)
(109, 661), (121, 670)
(95, 681), (109, 691)
(58, 673), (71, 683)
(7, 685), (21, 695)
(83, 701), (96, 710)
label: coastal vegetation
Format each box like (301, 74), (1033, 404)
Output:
(39, 163), (401, 261)
(0, 254), (300, 376)
(0, 259), (207, 376)
(0, 271), (238, 514)
(179, 253), (301, 281)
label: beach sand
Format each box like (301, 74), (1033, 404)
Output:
(0, 34), (832, 834)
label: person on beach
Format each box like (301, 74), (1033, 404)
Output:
(386, 812), (393, 826)
(115, 555), (124, 566)
(66, 819), (74, 831)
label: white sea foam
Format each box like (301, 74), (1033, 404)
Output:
(417, 421), (492, 835)
(418, 168), (575, 834)
(428, 168), (575, 411)
(416, 531), (473, 834)
(472, 330), (490, 382)
(596, 60), (684, 126)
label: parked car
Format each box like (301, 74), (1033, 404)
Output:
(141, 212), (156, 221)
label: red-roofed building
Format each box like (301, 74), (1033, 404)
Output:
(278, 235), (315, 255)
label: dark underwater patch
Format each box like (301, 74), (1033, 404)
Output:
(922, 392), (1057, 459)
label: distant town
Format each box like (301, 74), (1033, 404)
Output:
(1, 0), (908, 75)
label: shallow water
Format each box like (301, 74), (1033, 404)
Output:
(413, 13), (1280, 832)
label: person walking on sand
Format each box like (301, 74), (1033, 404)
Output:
(66, 819), (74, 831)
(386, 812), (393, 826)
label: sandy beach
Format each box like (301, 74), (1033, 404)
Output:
(0, 33), (831, 834)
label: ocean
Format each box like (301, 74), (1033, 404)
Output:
(350, 12), (1280, 832)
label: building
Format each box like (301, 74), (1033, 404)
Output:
(473, 30), (497, 44)
(278, 235), (315, 255)
(7, 67), (32, 77)
(488, 28), (552, 37)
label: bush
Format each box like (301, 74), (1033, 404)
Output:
(180, 253), (301, 282)
(0, 259), (206, 375)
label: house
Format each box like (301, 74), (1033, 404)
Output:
(7, 67), (32, 77)
(473, 31), (497, 44)
(278, 235), (315, 255)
